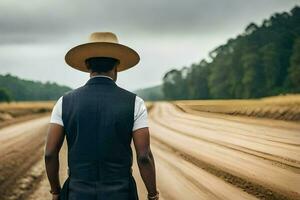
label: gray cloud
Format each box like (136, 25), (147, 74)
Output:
(1, 0), (298, 44)
(0, 0), (299, 90)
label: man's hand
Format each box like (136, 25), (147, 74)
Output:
(148, 189), (159, 200)
(52, 194), (60, 200)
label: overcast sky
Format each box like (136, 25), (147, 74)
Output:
(0, 0), (299, 91)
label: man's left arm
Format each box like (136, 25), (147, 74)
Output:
(44, 123), (65, 199)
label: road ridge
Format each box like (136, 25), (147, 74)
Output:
(165, 112), (300, 147)
(151, 140), (258, 200)
(173, 103), (300, 131)
(151, 116), (300, 171)
(168, 104), (300, 145)
(151, 134), (290, 200)
(0, 121), (48, 199)
(6, 153), (46, 200)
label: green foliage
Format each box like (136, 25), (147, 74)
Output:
(163, 69), (188, 100)
(0, 74), (72, 101)
(188, 61), (210, 99)
(135, 85), (164, 101)
(288, 37), (300, 92)
(162, 6), (300, 100)
(0, 87), (12, 102)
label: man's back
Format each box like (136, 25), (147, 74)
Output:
(61, 77), (138, 199)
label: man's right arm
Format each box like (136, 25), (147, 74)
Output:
(133, 127), (159, 199)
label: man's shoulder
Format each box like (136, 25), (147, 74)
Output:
(115, 86), (146, 104)
(62, 86), (84, 98)
(116, 86), (137, 97)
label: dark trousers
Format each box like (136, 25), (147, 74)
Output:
(60, 175), (139, 200)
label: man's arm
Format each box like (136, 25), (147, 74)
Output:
(133, 127), (158, 198)
(44, 123), (65, 197)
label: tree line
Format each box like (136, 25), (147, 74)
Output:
(163, 6), (300, 100)
(0, 74), (71, 102)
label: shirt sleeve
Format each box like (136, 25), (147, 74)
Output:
(133, 96), (148, 131)
(50, 96), (64, 126)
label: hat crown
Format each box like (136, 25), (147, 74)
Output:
(89, 32), (119, 44)
(66, 31), (139, 73)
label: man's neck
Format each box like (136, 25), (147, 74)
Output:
(90, 72), (114, 80)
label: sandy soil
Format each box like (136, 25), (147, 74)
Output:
(149, 103), (300, 200)
(0, 116), (49, 200)
(0, 102), (300, 200)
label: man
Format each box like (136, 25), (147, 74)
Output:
(44, 32), (159, 200)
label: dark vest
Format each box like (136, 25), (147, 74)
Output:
(61, 77), (138, 200)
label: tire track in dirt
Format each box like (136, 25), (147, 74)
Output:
(153, 103), (300, 170)
(148, 102), (300, 199)
(0, 117), (49, 200)
(1, 103), (300, 200)
(151, 116), (300, 172)
(150, 139), (258, 200)
(173, 103), (300, 145)
(150, 133), (289, 200)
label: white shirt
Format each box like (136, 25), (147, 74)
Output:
(50, 75), (148, 132)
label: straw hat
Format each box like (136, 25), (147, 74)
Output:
(65, 32), (140, 72)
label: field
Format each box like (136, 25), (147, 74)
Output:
(0, 96), (300, 200)
(175, 94), (300, 121)
(0, 101), (54, 127)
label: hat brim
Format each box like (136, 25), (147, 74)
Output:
(65, 42), (140, 72)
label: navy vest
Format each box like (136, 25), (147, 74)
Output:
(61, 77), (138, 200)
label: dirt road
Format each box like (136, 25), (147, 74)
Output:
(0, 102), (299, 200)
(0, 117), (49, 199)
(147, 103), (300, 200)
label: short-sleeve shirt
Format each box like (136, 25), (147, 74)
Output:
(50, 76), (148, 132)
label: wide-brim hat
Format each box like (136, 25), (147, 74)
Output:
(65, 32), (140, 72)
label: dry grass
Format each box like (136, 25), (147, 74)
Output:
(0, 100), (154, 122)
(145, 102), (153, 111)
(0, 100), (153, 123)
(174, 94), (300, 121)
(0, 101), (55, 121)
(2, 94), (299, 123)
